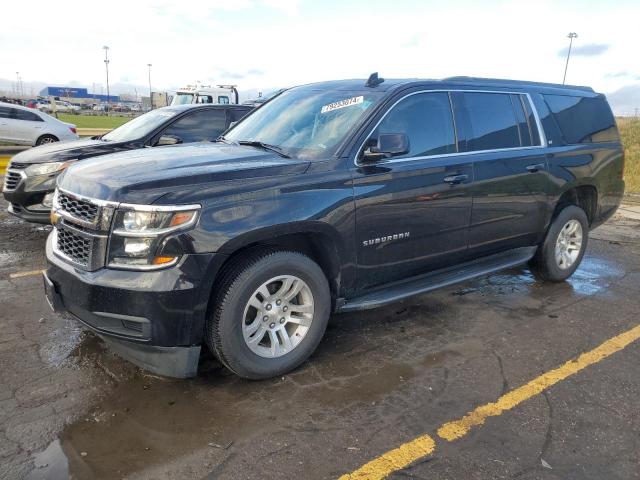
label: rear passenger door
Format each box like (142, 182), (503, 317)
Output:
(12, 108), (45, 144)
(0, 107), (13, 142)
(452, 91), (551, 256)
(157, 108), (227, 144)
(352, 91), (473, 289)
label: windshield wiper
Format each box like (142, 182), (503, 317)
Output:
(237, 140), (291, 158)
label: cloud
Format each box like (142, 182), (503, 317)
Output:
(212, 69), (265, 80)
(606, 71), (630, 78)
(558, 43), (609, 58)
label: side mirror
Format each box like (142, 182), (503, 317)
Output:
(228, 121), (238, 129)
(362, 133), (410, 162)
(157, 135), (182, 146)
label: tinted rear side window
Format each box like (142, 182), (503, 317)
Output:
(461, 92), (521, 151)
(510, 94), (532, 147)
(374, 92), (456, 159)
(521, 96), (541, 146)
(14, 109), (43, 122)
(228, 108), (252, 123)
(543, 94), (618, 144)
(162, 109), (227, 143)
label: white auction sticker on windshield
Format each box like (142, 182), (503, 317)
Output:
(321, 96), (364, 114)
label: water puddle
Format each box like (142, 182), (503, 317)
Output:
(27, 440), (68, 480)
(464, 256), (625, 300)
(24, 315), (456, 479)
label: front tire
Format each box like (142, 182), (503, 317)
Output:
(36, 134), (59, 146)
(206, 250), (331, 379)
(530, 205), (589, 282)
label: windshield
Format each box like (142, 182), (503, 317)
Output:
(102, 109), (177, 142)
(224, 87), (383, 160)
(171, 93), (194, 105)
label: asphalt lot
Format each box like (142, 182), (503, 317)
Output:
(1, 194), (639, 480)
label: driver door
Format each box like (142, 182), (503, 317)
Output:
(352, 91), (474, 289)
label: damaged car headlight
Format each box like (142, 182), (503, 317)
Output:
(107, 204), (200, 269)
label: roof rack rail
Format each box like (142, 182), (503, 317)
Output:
(443, 76), (594, 92)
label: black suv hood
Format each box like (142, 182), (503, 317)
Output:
(10, 138), (128, 164)
(57, 143), (310, 204)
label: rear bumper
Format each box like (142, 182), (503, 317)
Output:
(44, 232), (227, 377)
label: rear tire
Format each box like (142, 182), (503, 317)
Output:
(530, 205), (589, 282)
(205, 249), (331, 379)
(36, 134), (59, 146)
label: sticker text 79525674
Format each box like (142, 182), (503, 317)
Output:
(320, 96), (364, 114)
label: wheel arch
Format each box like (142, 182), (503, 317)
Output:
(551, 183), (598, 226)
(35, 133), (59, 146)
(214, 221), (350, 307)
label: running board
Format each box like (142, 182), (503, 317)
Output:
(338, 246), (537, 312)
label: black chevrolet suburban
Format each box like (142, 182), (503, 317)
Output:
(3, 103), (252, 223)
(43, 75), (624, 379)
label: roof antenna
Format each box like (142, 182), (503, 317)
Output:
(365, 72), (384, 88)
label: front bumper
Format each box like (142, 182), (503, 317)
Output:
(3, 170), (57, 224)
(45, 232), (227, 377)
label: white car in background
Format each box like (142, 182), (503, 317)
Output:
(0, 102), (78, 146)
(37, 100), (81, 113)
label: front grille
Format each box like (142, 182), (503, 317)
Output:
(56, 227), (92, 266)
(52, 189), (113, 271)
(57, 191), (99, 224)
(3, 170), (22, 191)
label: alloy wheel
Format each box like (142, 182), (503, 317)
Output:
(555, 219), (583, 269)
(242, 275), (314, 358)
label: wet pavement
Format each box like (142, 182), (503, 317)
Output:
(1, 195), (639, 480)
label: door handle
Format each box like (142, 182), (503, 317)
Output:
(443, 174), (468, 184)
(526, 163), (545, 173)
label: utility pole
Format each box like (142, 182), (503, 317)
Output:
(103, 45), (110, 111)
(563, 32), (578, 85)
(147, 63), (153, 110)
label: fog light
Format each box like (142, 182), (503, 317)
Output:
(123, 238), (153, 255)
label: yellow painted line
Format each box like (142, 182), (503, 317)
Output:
(9, 269), (45, 279)
(339, 435), (435, 480)
(437, 324), (640, 441)
(339, 324), (640, 479)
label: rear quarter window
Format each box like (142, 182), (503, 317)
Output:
(543, 94), (619, 144)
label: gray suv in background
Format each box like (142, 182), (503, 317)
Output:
(3, 103), (253, 223)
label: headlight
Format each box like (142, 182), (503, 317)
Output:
(25, 160), (75, 176)
(107, 205), (200, 269)
(41, 192), (54, 208)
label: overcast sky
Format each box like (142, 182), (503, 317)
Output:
(1, 0), (639, 99)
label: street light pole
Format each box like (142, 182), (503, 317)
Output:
(103, 46), (110, 111)
(147, 63), (152, 110)
(563, 32), (578, 85)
